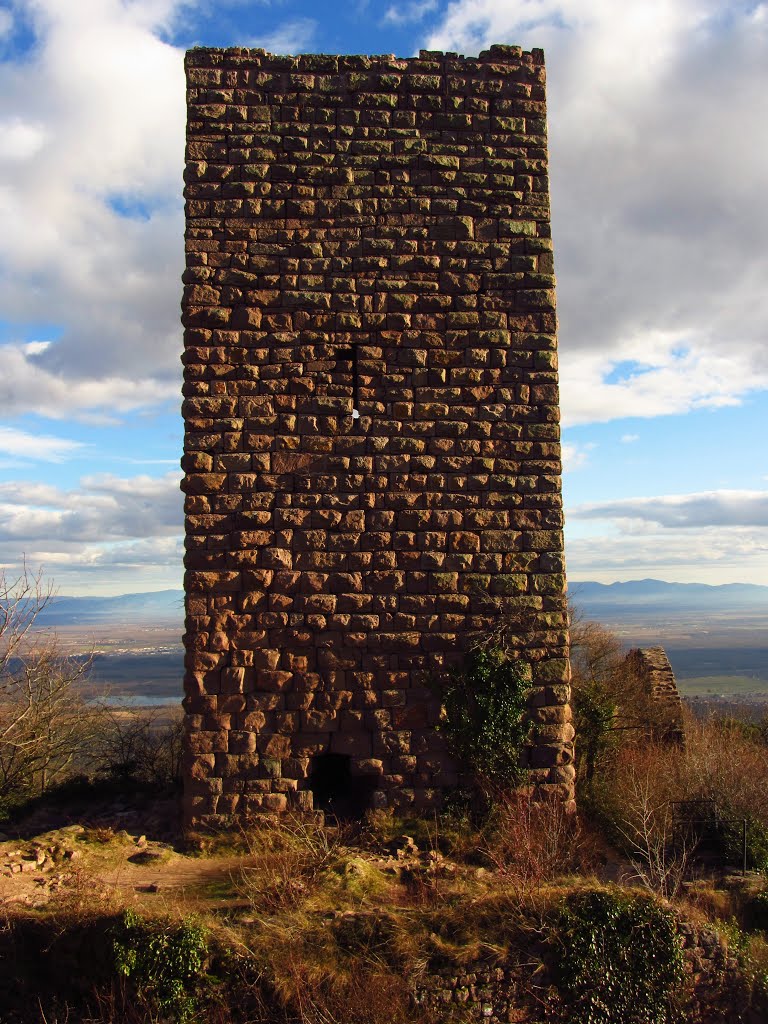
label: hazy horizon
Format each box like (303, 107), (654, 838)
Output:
(28, 576), (768, 600)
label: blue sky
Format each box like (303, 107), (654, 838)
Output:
(0, 0), (766, 594)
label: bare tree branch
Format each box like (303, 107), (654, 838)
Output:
(0, 565), (96, 801)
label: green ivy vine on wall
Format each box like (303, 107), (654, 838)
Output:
(437, 646), (532, 788)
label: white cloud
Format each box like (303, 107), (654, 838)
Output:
(253, 17), (317, 53)
(0, 0), (765, 598)
(0, 0), (187, 420)
(0, 471), (182, 542)
(565, 525), (768, 585)
(565, 489), (768, 584)
(621, 434), (639, 444)
(0, 424), (84, 462)
(560, 339), (761, 426)
(3, 0), (765, 432)
(426, 1), (768, 425)
(33, 535), (184, 569)
(0, 469), (184, 590)
(562, 440), (595, 472)
(0, 344), (178, 421)
(571, 489), (768, 529)
(22, 341), (50, 356)
(382, 0), (438, 26)
(0, 118), (47, 161)
(1, 536), (185, 594)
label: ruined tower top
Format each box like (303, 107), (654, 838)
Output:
(181, 46), (573, 826)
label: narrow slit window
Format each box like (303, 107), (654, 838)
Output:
(335, 342), (359, 418)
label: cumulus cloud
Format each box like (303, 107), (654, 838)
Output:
(6, 535), (185, 594)
(0, 117), (47, 162)
(566, 488), (768, 584)
(4, 0), (766, 432)
(560, 340), (757, 426)
(0, 0), (187, 420)
(0, 469), (183, 590)
(561, 440), (595, 472)
(0, 343), (178, 421)
(0, 471), (182, 542)
(426, 1), (768, 425)
(43, 535), (184, 569)
(566, 525), (768, 584)
(0, 0), (765, 595)
(571, 490), (768, 529)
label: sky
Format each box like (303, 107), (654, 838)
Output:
(0, 0), (766, 595)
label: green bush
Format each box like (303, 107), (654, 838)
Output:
(745, 887), (768, 932)
(554, 888), (685, 1024)
(112, 910), (208, 1023)
(437, 647), (530, 788)
(717, 814), (768, 873)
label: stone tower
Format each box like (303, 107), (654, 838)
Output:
(181, 45), (573, 826)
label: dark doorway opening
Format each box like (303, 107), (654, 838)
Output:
(308, 753), (377, 819)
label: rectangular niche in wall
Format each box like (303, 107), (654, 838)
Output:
(181, 44), (574, 826)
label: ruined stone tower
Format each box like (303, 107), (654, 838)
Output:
(181, 45), (573, 826)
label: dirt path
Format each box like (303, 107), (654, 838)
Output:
(1, 829), (255, 911)
(102, 853), (252, 896)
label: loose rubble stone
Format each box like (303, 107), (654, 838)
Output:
(128, 850), (166, 865)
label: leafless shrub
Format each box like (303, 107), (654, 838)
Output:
(0, 566), (96, 801)
(89, 705), (184, 787)
(569, 607), (626, 687)
(269, 940), (415, 1024)
(482, 792), (599, 893)
(0, 566), (187, 807)
(595, 708), (768, 879)
(682, 713), (768, 826)
(608, 750), (693, 899)
(568, 604), (671, 794)
(237, 813), (349, 913)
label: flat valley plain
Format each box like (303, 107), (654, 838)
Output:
(35, 599), (768, 717)
(592, 608), (768, 718)
(47, 623), (184, 706)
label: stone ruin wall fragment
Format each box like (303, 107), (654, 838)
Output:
(624, 646), (685, 744)
(181, 45), (574, 825)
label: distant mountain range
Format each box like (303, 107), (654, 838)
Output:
(31, 579), (768, 627)
(569, 579), (768, 617)
(35, 589), (184, 626)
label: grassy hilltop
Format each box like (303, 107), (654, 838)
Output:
(2, 576), (768, 1021)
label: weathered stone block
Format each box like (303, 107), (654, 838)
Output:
(182, 46), (572, 826)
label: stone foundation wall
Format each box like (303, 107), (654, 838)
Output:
(413, 920), (754, 1024)
(181, 45), (573, 826)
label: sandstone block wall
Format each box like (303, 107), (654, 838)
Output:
(625, 646), (685, 743)
(181, 45), (573, 825)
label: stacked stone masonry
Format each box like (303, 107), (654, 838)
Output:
(412, 919), (750, 1023)
(625, 646), (685, 743)
(181, 44), (574, 826)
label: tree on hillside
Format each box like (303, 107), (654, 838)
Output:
(90, 703), (184, 786)
(568, 604), (659, 793)
(0, 566), (94, 803)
